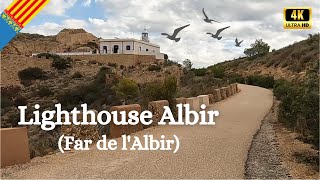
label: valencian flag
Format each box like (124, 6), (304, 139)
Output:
(0, 0), (50, 50)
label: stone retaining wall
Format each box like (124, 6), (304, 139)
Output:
(198, 95), (210, 107)
(174, 98), (187, 118)
(208, 94), (215, 104)
(186, 97), (200, 112)
(220, 87), (228, 100)
(148, 100), (169, 127)
(213, 89), (222, 102)
(110, 104), (143, 138)
(226, 86), (231, 97)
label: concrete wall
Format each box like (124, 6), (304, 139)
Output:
(148, 100), (169, 127)
(232, 85), (235, 95)
(1, 127), (30, 168)
(186, 97), (200, 112)
(236, 83), (240, 93)
(214, 89), (222, 102)
(198, 95), (210, 107)
(220, 88), (228, 100)
(175, 98), (187, 118)
(208, 94), (215, 104)
(110, 104), (143, 138)
(226, 85), (232, 97)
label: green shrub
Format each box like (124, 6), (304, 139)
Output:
(36, 86), (54, 97)
(275, 61), (319, 148)
(164, 59), (179, 67)
(141, 75), (177, 108)
(209, 65), (225, 78)
(52, 57), (71, 70)
(20, 80), (33, 87)
(57, 67), (120, 110)
(13, 96), (28, 107)
(112, 78), (139, 101)
(192, 68), (207, 76)
(37, 53), (60, 59)
(247, 75), (275, 88)
(148, 65), (161, 71)
(72, 71), (83, 79)
(229, 74), (246, 84)
(18, 67), (45, 81)
(1, 86), (21, 109)
(1, 96), (13, 109)
(273, 79), (292, 100)
(108, 62), (117, 68)
(180, 71), (194, 87)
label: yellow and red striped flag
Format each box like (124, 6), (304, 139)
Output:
(0, 0), (50, 50)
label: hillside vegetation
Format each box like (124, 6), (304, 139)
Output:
(217, 34), (319, 82)
(206, 34), (319, 149)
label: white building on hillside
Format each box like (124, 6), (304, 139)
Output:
(99, 29), (164, 59)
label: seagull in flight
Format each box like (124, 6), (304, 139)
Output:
(161, 24), (190, 42)
(235, 38), (244, 47)
(206, 26), (230, 40)
(202, 8), (220, 24)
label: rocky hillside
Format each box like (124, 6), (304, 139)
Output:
(2, 29), (98, 56)
(216, 34), (319, 82)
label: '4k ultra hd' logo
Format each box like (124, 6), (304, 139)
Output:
(283, 7), (312, 29)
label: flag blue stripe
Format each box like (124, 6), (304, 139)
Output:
(0, 12), (19, 50)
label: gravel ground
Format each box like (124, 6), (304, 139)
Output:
(1, 84), (273, 179)
(245, 98), (291, 179)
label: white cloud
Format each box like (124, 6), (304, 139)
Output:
(23, 19), (86, 35)
(0, 1), (12, 12)
(0, 0), (77, 16)
(23, 0), (320, 67)
(82, 0), (92, 7)
(42, 0), (78, 16)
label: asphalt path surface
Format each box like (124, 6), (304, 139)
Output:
(1, 84), (273, 179)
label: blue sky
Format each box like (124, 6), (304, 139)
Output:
(0, 0), (319, 67)
(28, 1), (106, 26)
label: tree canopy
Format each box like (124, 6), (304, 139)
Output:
(183, 59), (193, 70)
(244, 39), (270, 57)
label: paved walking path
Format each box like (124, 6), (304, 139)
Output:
(1, 84), (273, 179)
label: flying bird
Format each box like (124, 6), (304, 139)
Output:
(235, 38), (243, 47)
(206, 26), (230, 40)
(202, 8), (220, 23)
(161, 24), (190, 42)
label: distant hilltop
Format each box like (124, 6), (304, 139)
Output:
(2, 28), (98, 56)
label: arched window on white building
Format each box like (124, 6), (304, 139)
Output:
(126, 45), (131, 50)
(103, 46), (107, 54)
(113, 45), (119, 53)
